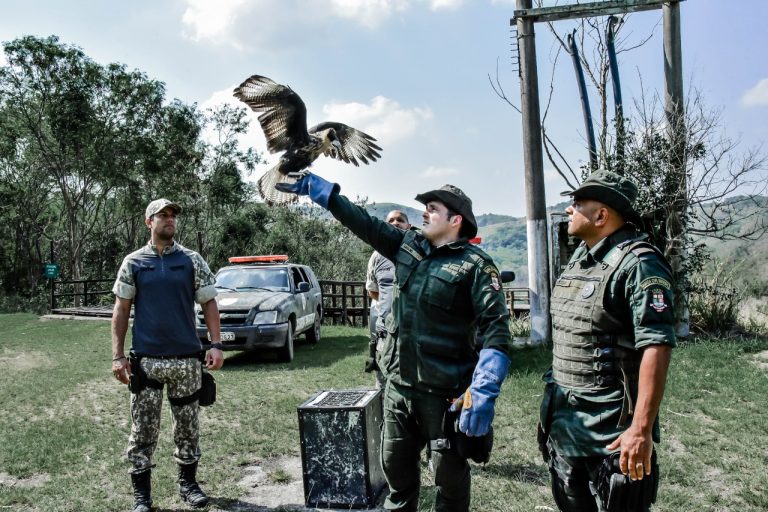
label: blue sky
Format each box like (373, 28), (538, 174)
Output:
(2, 0), (767, 216)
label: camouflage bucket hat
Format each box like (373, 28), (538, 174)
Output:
(560, 170), (642, 225)
(145, 198), (182, 219)
(415, 184), (478, 239)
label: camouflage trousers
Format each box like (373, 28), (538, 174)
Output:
(127, 356), (202, 474)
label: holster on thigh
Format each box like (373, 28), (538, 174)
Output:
(594, 451), (659, 512)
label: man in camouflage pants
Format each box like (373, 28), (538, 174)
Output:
(540, 171), (675, 512)
(111, 198), (224, 512)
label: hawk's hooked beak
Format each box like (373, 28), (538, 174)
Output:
(331, 139), (342, 151)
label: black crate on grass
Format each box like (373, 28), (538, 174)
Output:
(297, 389), (385, 509)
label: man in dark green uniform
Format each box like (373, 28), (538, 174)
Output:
(540, 171), (675, 512)
(277, 173), (512, 512)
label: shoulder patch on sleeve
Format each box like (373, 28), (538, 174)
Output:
(483, 265), (501, 291)
(649, 288), (669, 312)
(640, 277), (671, 290)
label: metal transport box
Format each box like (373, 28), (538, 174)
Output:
(297, 389), (385, 509)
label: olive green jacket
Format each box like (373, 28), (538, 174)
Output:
(543, 226), (676, 457)
(328, 193), (511, 396)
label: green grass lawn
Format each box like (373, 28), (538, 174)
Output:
(0, 313), (766, 511)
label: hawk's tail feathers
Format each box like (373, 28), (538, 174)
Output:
(257, 166), (300, 206)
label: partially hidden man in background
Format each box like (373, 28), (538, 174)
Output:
(111, 199), (224, 512)
(277, 172), (512, 512)
(365, 209), (411, 387)
(540, 171), (675, 512)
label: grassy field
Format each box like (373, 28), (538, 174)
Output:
(0, 314), (767, 511)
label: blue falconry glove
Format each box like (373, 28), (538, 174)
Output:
(451, 348), (511, 437)
(274, 171), (339, 209)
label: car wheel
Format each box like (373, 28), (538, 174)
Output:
(278, 322), (294, 363)
(305, 311), (321, 344)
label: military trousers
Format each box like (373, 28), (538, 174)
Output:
(381, 381), (470, 512)
(126, 356), (202, 474)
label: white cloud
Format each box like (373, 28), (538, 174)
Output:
(322, 96), (432, 144)
(179, 0), (469, 48)
(422, 165), (460, 178)
(741, 78), (768, 107)
(180, 0), (250, 48)
(329, 0), (410, 28)
(430, 0), (463, 10)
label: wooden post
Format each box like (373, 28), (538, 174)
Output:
(49, 240), (55, 311)
(516, 0), (552, 346)
(341, 283), (348, 325)
(663, 1), (689, 337)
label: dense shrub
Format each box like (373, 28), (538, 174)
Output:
(688, 263), (742, 335)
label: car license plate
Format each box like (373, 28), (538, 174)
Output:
(209, 331), (235, 342)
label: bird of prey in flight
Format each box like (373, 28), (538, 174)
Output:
(233, 74), (382, 205)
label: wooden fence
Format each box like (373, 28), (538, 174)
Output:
(49, 278), (531, 324)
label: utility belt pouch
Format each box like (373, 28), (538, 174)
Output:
(595, 451), (659, 512)
(199, 368), (216, 407)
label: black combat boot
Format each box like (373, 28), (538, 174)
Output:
(178, 462), (209, 508)
(130, 470), (152, 512)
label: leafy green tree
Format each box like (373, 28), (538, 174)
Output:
(0, 35), (169, 286)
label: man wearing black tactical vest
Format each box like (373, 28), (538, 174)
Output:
(276, 173), (512, 512)
(540, 171), (675, 512)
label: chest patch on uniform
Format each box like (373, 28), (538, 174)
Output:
(650, 289), (668, 312)
(441, 262), (468, 277)
(640, 277), (671, 290)
(581, 282), (596, 299)
(401, 244), (423, 261)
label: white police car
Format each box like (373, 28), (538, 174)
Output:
(195, 255), (323, 362)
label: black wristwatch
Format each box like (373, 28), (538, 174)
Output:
(209, 343), (224, 350)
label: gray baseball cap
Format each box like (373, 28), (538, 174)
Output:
(145, 198), (181, 219)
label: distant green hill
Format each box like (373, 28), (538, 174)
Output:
(366, 197), (768, 291)
(694, 196), (768, 295)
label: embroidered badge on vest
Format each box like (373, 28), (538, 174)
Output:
(581, 282), (595, 299)
(650, 289), (668, 312)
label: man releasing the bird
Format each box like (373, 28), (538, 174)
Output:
(233, 75), (382, 205)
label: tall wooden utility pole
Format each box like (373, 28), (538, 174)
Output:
(663, 1), (688, 337)
(511, 0), (686, 344)
(515, 0), (550, 346)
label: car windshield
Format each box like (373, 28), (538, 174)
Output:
(216, 268), (290, 292)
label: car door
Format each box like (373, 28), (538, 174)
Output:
(290, 266), (312, 333)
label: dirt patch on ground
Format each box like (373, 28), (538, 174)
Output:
(0, 472), (51, 488)
(665, 436), (688, 455)
(236, 456), (305, 510)
(752, 350), (768, 371)
(229, 455), (385, 512)
(0, 350), (55, 372)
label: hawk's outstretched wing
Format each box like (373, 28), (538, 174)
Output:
(233, 75), (311, 153)
(310, 122), (382, 167)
